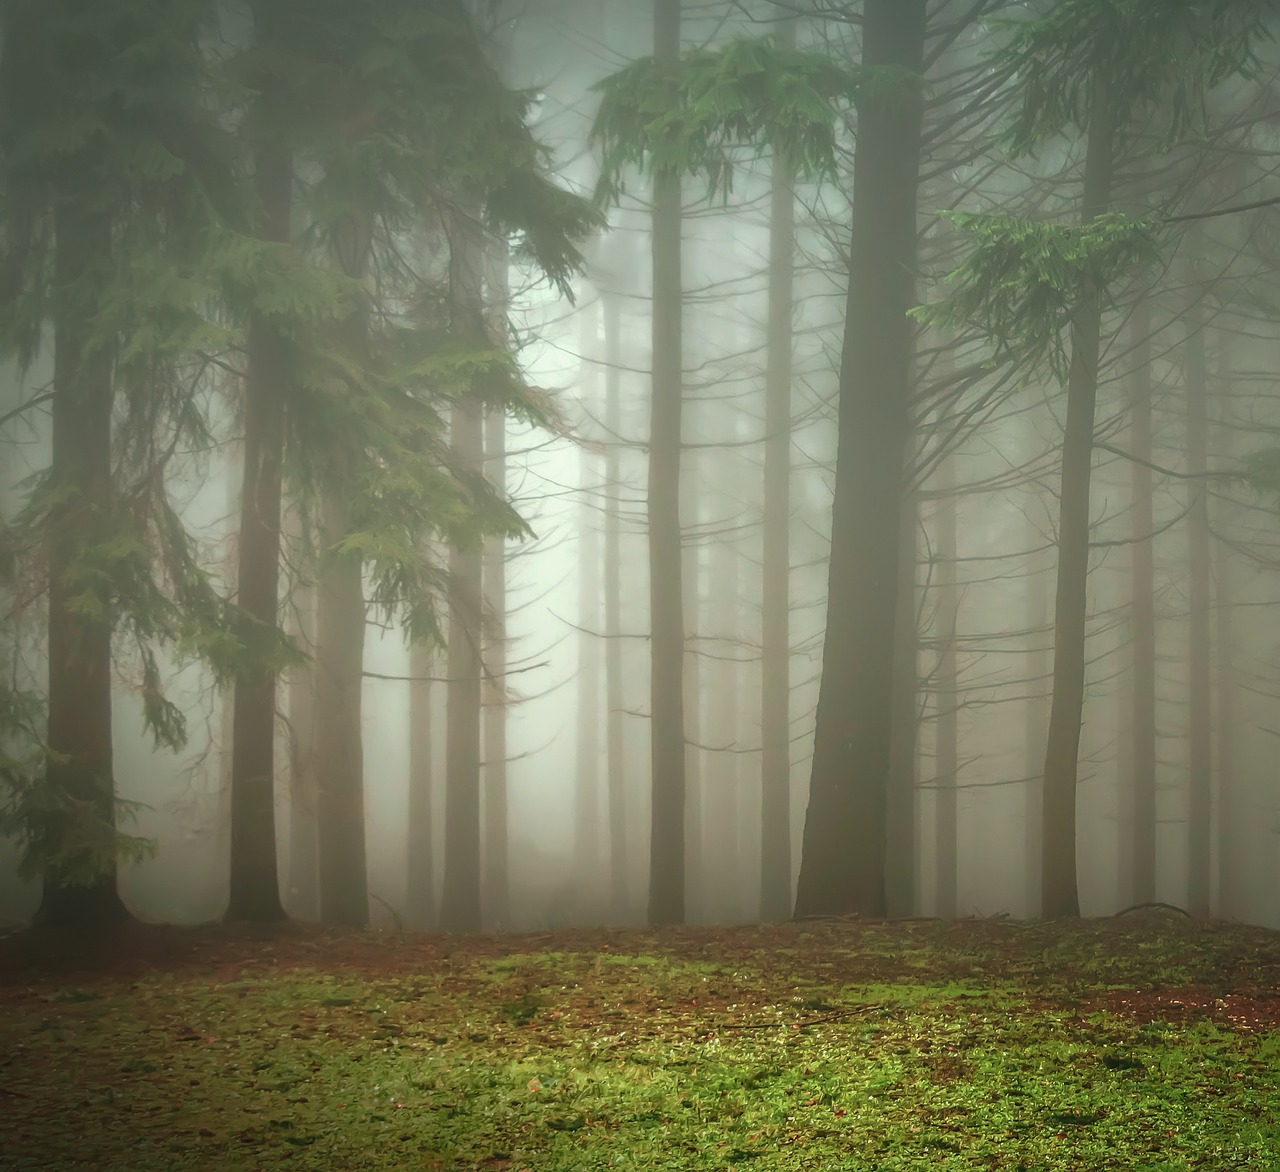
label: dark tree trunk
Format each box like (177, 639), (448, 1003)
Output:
(707, 490), (742, 922)
(1212, 329), (1238, 919)
(759, 16), (795, 922)
(483, 416), (510, 929)
(1039, 77), (1115, 920)
(38, 195), (130, 927)
(647, 0), (686, 927)
(681, 452), (702, 921)
(1126, 296), (1157, 907)
(933, 460), (958, 918)
(313, 206), (373, 929)
(601, 289), (630, 920)
(406, 637), (435, 931)
(440, 215), (486, 934)
(227, 117), (292, 923)
(793, 0), (925, 919)
(885, 485), (919, 919)
(1184, 245), (1211, 921)
(285, 518), (318, 920)
(1023, 540), (1049, 916)
(575, 303), (602, 896)
(482, 240), (511, 929)
(314, 485), (368, 927)
(441, 396), (484, 933)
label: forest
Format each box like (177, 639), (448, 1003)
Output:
(8, 2), (1280, 1169)
(3, 0), (1280, 939)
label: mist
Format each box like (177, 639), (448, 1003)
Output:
(3, 0), (1280, 937)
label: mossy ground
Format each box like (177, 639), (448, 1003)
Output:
(2, 912), (1279, 1170)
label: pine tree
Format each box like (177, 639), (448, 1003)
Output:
(919, 0), (1270, 918)
(0, 0), (289, 925)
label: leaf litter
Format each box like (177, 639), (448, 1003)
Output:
(1, 913), (1278, 1169)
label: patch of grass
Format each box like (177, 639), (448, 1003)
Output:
(2, 918), (1278, 1169)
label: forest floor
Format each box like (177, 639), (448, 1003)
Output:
(1, 911), (1279, 1170)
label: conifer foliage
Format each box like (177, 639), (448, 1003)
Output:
(0, 0), (597, 926)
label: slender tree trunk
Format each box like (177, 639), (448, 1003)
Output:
(1184, 249), (1211, 921)
(1212, 330), (1238, 919)
(285, 516), (318, 920)
(227, 112), (292, 922)
(933, 459), (958, 918)
(708, 504), (741, 922)
(482, 241), (511, 929)
(314, 486), (368, 927)
(440, 215), (486, 934)
(759, 13), (796, 922)
(483, 416), (510, 929)
(39, 195), (129, 926)
(647, 0), (686, 926)
(1127, 297), (1157, 907)
(575, 303), (602, 896)
(793, 1), (925, 919)
(1023, 541), (1049, 916)
(601, 289), (629, 920)
(1039, 76), (1115, 919)
(681, 453), (702, 921)
(885, 484), (919, 918)
(313, 205), (373, 929)
(406, 636), (434, 931)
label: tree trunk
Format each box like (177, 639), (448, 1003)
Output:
(38, 195), (129, 926)
(575, 302), (602, 897)
(312, 202), (373, 929)
(227, 117), (292, 923)
(406, 636), (435, 931)
(601, 288), (630, 920)
(793, 1), (925, 919)
(681, 448), (703, 921)
(440, 214), (486, 934)
(759, 14), (795, 922)
(1212, 329), (1238, 919)
(482, 241), (511, 930)
(1023, 539), (1049, 916)
(933, 459), (958, 918)
(285, 516), (318, 920)
(708, 499), (741, 923)
(885, 484), (919, 918)
(1184, 245), (1211, 921)
(1126, 297), (1157, 907)
(313, 486), (368, 927)
(483, 416), (510, 929)
(1039, 76), (1115, 920)
(647, 0), (686, 927)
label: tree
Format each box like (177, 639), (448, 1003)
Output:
(759, 8), (797, 924)
(920, 0), (1269, 917)
(0, 0), (276, 926)
(1183, 228), (1212, 920)
(440, 214), (488, 936)
(224, 0), (598, 924)
(227, 0), (309, 923)
(793, 1), (928, 919)
(645, 0), (688, 927)
(933, 458), (959, 918)
(1125, 296), (1158, 907)
(591, 11), (862, 926)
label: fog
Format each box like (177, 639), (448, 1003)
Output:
(3, 0), (1280, 934)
